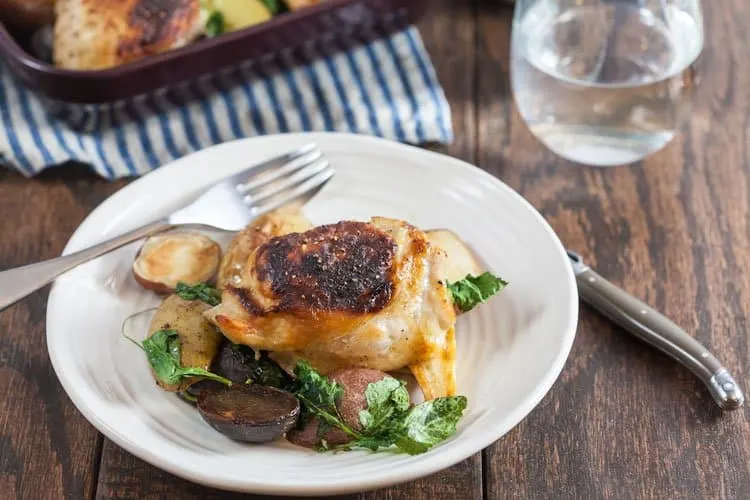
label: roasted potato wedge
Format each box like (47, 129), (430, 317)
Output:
(426, 229), (483, 284)
(134, 232), (221, 293)
(284, 0), (324, 11)
(147, 295), (224, 392)
(210, 0), (272, 31)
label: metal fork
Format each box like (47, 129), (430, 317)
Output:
(0, 144), (333, 312)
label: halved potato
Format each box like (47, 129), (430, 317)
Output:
(284, 0), (324, 11)
(426, 229), (483, 284)
(133, 232), (221, 293)
(147, 295), (224, 392)
(198, 385), (300, 443)
(210, 0), (272, 31)
(287, 369), (392, 448)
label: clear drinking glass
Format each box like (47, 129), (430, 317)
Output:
(510, 0), (704, 167)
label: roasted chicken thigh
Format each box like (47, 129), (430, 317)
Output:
(54, 0), (205, 70)
(207, 216), (458, 400)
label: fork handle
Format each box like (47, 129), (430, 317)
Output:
(0, 220), (173, 312)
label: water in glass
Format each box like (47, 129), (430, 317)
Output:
(511, 0), (704, 166)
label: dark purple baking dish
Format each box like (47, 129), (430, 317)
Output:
(0, 0), (427, 128)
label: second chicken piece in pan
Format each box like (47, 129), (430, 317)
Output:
(53, 0), (206, 70)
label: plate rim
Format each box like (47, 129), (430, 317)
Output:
(46, 132), (579, 495)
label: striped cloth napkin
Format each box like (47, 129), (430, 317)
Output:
(0, 27), (452, 179)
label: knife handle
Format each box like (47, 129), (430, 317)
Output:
(573, 266), (744, 410)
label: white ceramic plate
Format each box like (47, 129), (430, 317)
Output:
(46, 133), (578, 496)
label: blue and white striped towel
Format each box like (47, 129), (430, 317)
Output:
(0, 27), (452, 179)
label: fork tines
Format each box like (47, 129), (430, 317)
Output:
(235, 143), (334, 217)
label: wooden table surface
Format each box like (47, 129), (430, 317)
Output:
(1, 1), (749, 498)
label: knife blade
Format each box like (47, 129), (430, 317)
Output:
(567, 250), (744, 411)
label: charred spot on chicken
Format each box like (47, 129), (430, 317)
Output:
(254, 221), (397, 314)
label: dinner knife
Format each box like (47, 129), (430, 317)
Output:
(567, 250), (744, 411)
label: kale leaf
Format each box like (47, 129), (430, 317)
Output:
(293, 361), (354, 435)
(447, 272), (508, 312)
(395, 396), (468, 454)
(260, 0), (284, 14)
(204, 10), (226, 37)
(175, 282), (221, 306)
(292, 362), (467, 454)
(140, 329), (231, 386)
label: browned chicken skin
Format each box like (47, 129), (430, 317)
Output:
(207, 215), (459, 400)
(245, 221), (397, 315)
(217, 204), (313, 289)
(54, 0), (205, 70)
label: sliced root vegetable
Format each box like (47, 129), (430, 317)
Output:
(213, 341), (291, 388)
(426, 229), (483, 284)
(210, 0), (272, 31)
(133, 232), (221, 293)
(198, 385), (300, 443)
(287, 368), (393, 448)
(184, 379), (224, 399)
(147, 295), (224, 392)
(284, 0), (324, 11)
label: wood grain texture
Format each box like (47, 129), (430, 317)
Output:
(0, 166), (126, 500)
(96, 438), (482, 500)
(1, 0), (749, 498)
(94, 1), (484, 499)
(476, 0), (750, 498)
